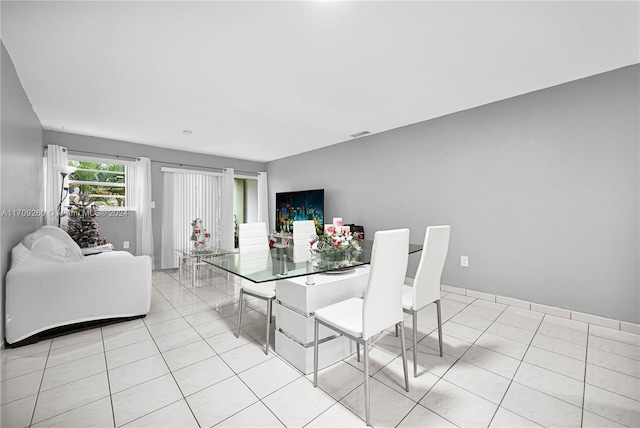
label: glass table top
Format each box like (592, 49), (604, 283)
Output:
(176, 247), (233, 257)
(204, 241), (422, 283)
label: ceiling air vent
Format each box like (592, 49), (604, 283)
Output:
(350, 131), (371, 138)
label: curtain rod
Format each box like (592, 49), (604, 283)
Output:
(66, 148), (259, 176)
(67, 149), (137, 161)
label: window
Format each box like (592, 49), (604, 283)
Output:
(67, 158), (128, 208)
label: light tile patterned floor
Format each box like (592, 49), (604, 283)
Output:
(1, 269), (639, 427)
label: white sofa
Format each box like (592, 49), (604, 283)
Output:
(5, 226), (152, 345)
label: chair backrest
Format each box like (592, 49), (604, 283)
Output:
(411, 225), (451, 310)
(238, 222), (269, 253)
(293, 220), (316, 247)
(291, 220), (315, 262)
(362, 228), (410, 339)
(238, 250), (270, 275)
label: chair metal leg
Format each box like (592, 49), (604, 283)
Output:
(395, 323), (398, 337)
(399, 321), (409, 391)
(436, 299), (443, 357)
(356, 342), (360, 362)
(236, 289), (244, 338)
(313, 318), (319, 387)
(413, 309), (418, 377)
(264, 297), (272, 355)
(269, 298), (273, 323)
(363, 339), (371, 426)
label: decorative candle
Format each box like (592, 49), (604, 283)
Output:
(324, 224), (335, 236)
(333, 218), (343, 234)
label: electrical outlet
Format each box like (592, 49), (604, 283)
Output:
(123, 241), (130, 249)
(460, 256), (469, 267)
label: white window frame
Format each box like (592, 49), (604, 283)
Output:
(67, 155), (134, 211)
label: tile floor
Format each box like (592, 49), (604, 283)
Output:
(1, 268), (639, 427)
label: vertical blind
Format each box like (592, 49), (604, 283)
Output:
(161, 170), (221, 269)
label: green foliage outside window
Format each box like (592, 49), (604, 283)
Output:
(68, 160), (126, 207)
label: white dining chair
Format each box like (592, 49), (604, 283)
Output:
(238, 222), (270, 253)
(291, 220), (316, 262)
(313, 229), (410, 426)
(293, 220), (316, 247)
(236, 222), (274, 354)
(401, 225), (451, 377)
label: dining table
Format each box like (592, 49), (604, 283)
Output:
(204, 240), (422, 374)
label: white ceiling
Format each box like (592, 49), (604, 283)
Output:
(2, 1), (638, 162)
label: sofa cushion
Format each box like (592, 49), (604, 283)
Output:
(12, 226), (83, 267)
(37, 226), (83, 260)
(11, 243), (31, 268)
(33, 235), (84, 263)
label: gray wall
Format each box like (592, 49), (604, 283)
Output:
(267, 65), (640, 324)
(94, 212), (136, 254)
(1, 42), (45, 341)
(44, 131), (266, 265)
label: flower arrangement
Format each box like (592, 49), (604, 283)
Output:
(310, 218), (363, 268)
(310, 229), (363, 254)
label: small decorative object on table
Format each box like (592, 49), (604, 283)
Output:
(191, 218), (210, 251)
(311, 217), (363, 269)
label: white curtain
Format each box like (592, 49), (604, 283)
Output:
(220, 168), (235, 251)
(130, 157), (155, 268)
(161, 170), (221, 269)
(257, 172), (269, 229)
(44, 145), (69, 226)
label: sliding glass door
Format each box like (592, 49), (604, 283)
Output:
(161, 170), (221, 269)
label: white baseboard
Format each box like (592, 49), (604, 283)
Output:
(439, 283), (639, 333)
